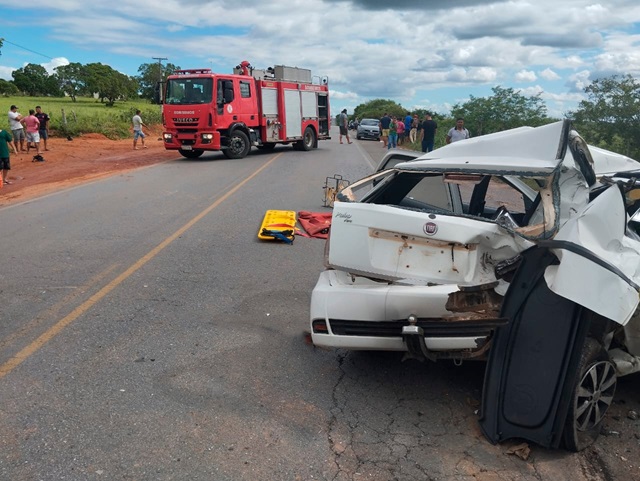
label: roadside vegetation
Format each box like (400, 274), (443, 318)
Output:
(0, 57), (179, 139)
(0, 97), (161, 139)
(2, 46), (639, 157)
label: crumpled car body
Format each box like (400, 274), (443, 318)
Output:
(311, 119), (640, 450)
(310, 120), (640, 360)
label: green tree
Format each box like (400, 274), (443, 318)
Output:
(137, 62), (180, 103)
(353, 99), (406, 121)
(12, 63), (51, 96)
(0, 79), (19, 95)
(450, 86), (550, 137)
(570, 74), (640, 159)
(55, 62), (86, 101)
(84, 63), (138, 106)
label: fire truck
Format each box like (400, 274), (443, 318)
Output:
(162, 61), (331, 159)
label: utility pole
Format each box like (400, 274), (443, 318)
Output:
(151, 57), (168, 104)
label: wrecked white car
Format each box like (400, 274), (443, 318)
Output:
(310, 120), (640, 450)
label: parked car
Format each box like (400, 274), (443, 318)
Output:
(356, 118), (380, 141)
(310, 120), (640, 451)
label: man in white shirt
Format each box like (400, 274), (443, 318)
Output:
(446, 118), (470, 144)
(8, 105), (25, 153)
(132, 110), (148, 150)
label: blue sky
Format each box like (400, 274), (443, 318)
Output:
(2, 0), (640, 118)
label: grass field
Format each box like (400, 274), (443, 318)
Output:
(1, 96), (162, 139)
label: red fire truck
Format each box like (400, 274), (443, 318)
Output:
(162, 61), (331, 159)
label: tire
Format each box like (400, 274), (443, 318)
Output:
(562, 337), (616, 451)
(300, 126), (316, 151)
(178, 149), (204, 159)
(356, 134), (361, 140)
(224, 130), (251, 159)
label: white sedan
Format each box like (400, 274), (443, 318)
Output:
(310, 120), (640, 451)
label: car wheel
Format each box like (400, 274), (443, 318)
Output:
(224, 130), (251, 159)
(562, 337), (616, 452)
(178, 149), (204, 159)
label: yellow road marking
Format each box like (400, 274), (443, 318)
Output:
(0, 153), (282, 379)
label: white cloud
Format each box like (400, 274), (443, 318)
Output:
(0, 66), (15, 81)
(1, 0), (640, 115)
(41, 57), (70, 75)
(518, 85), (544, 96)
(540, 68), (561, 81)
(515, 70), (537, 82)
(567, 70), (592, 93)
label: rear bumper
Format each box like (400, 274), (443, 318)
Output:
(310, 270), (502, 355)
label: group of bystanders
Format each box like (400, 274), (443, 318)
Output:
(1, 105), (51, 187)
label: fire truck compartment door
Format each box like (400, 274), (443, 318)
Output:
(285, 90), (302, 137)
(301, 91), (318, 118)
(261, 88), (278, 115)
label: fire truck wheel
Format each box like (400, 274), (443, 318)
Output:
(301, 126), (316, 151)
(225, 130), (251, 159)
(178, 149), (204, 159)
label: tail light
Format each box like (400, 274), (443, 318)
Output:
(312, 320), (329, 334)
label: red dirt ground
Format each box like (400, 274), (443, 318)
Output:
(0, 126), (176, 206)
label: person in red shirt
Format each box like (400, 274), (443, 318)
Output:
(396, 116), (405, 145)
(22, 109), (41, 155)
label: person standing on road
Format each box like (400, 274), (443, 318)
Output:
(132, 110), (148, 150)
(22, 110), (41, 155)
(35, 106), (50, 151)
(396, 116), (405, 145)
(339, 109), (352, 144)
(0, 127), (17, 186)
(409, 114), (419, 144)
(388, 116), (398, 149)
(446, 118), (470, 144)
(379, 113), (391, 148)
(421, 113), (438, 153)
(8, 105), (25, 153)
(403, 112), (413, 144)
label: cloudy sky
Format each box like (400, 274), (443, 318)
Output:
(2, 0), (640, 117)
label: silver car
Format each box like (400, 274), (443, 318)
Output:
(356, 118), (380, 141)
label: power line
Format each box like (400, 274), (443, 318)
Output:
(3, 38), (54, 60)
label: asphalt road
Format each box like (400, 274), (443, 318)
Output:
(0, 128), (635, 480)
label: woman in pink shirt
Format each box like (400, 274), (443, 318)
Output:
(396, 115), (405, 145)
(22, 109), (41, 154)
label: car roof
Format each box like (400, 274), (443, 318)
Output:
(394, 120), (640, 177)
(395, 122), (566, 176)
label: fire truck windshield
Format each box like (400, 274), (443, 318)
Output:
(165, 78), (213, 105)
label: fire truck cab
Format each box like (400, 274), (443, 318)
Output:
(162, 62), (331, 159)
